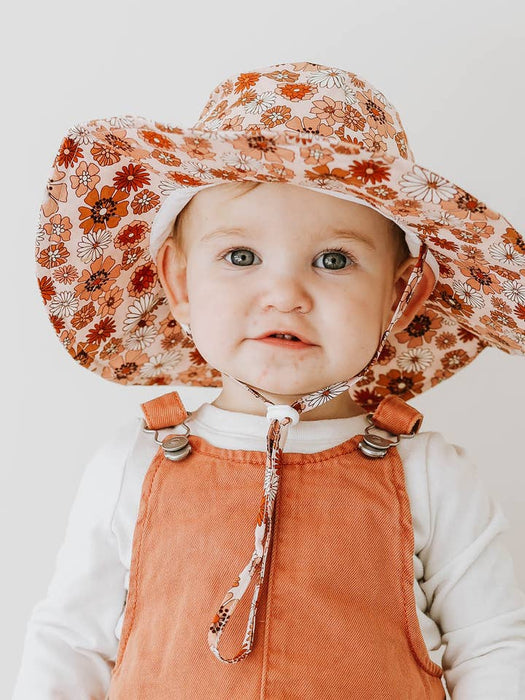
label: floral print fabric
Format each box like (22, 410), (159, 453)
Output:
(36, 60), (525, 411)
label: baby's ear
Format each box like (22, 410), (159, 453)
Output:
(390, 258), (436, 331)
(156, 237), (190, 324)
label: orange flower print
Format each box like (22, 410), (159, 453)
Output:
(38, 276), (56, 303)
(232, 132), (295, 164)
(86, 317), (117, 345)
(394, 131), (410, 159)
(304, 164), (352, 187)
(71, 302), (96, 330)
(285, 115), (332, 138)
(56, 137), (83, 168)
(179, 136), (214, 160)
(376, 369), (425, 399)
(151, 149), (182, 167)
(99, 337), (124, 359)
(310, 96), (345, 125)
(390, 198), (423, 218)
(503, 226), (525, 255)
(167, 171), (207, 187)
(234, 71), (261, 93)
(376, 340), (396, 365)
(265, 69), (300, 83)
(275, 82), (318, 102)
(122, 246), (143, 270)
(159, 316), (183, 339)
(432, 281), (474, 320)
(43, 214), (72, 243)
(112, 164), (151, 193)
(260, 105), (292, 128)
(435, 332), (457, 350)
(102, 350), (148, 383)
(365, 184), (397, 201)
(50, 314), (65, 334)
(189, 347), (208, 366)
(353, 388), (384, 411)
(262, 162), (295, 180)
(457, 326), (477, 343)
(53, 264), (78, 285)
(68, 341), (98, 369)
(362, 130), (388, 154)
(154, 121), (184, 135)
(70, 161), (100, 197)
(127, 262), (157, 297)
(90, 141), (121, 167)
(175, 366), (222, 387)
(342, 105), (366, 133)
(75, 256), (121, 301)
(38, 242), (70, 268)
(516, 304), (525, 322)
(78, 186), (129, 234)
(441, 190), (499, 222)
(356, 89), (396, 138)
(131, 189), (160, 214)
(97, 286), (124, 316)
(394, 310), (442, 347)
(42, 168), (68, 218)
(139, 129), (176, 151)
(427, 235), (458, 253)
(115, 220), (149, 250)
(440, 349), (470, 373)
(456, 262), (502, 295)
(299, 143), (334, 166)
(348, 159), (390, 185)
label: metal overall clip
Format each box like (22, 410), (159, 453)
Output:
(358, 412), (418, 459)
(142, 412), (193, 462)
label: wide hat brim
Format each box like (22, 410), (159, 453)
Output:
(37, 116), (525, 410)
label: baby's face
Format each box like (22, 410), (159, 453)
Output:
(164, 182), (408, 402)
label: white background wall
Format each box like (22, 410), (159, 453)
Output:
(3, 0), (524, 696)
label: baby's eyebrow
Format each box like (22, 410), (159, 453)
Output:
(200, 226), (376, 251)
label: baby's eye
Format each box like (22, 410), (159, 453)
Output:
(224, 248), (261, 266)
(313, 249), (354, 270)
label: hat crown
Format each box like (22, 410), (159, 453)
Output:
(193, 61), (415, 163)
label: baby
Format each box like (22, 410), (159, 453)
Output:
(14, 60), (525, 699)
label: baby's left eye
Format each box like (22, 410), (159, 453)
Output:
(313, 249), (354, 270)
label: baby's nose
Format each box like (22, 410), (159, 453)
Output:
(259, 272), (313, 314)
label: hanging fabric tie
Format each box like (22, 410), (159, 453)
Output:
(202, 245), (428, 663)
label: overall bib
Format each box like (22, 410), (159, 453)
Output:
(107, 392), (445, 699)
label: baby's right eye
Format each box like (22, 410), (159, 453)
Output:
(224, 248), (261, 266)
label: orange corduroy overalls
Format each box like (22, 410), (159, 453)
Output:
(107, 392), (445, 699)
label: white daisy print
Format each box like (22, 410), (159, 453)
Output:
(222, 151), (259, 172)
(77, 230), (112, 263)
(49, 291), (79, 318)
(400, 165), (457, 204)
(426, 210), (463, 228)
(245, 91), (276, 115)
(158, 179), (181, 196)
(123, 293), (158, 331)
(108, 115), (136, 128)
(397, 347), (434, 373)
(124, 325), (157, 350)
(140, 350), (183, 378)
(307, 68), (347, 89)
(342, 86), (357, 106)
(67, 124), (93, 145)
(488, 242), (525, 267)
(183, 161), (215, 180)
(452, 280), (485, 308)
(501, 279), (525, 304)
(303, 381), (349, 408)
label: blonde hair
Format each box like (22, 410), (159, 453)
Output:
(171, 181), (411, 268)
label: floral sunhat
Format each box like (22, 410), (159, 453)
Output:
(36, 59), (525, 410)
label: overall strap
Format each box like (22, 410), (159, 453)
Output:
(141, 391), (188, 429)
(371, 394), (423, 436)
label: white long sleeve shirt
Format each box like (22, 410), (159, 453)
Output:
(12, 401), (525, 699)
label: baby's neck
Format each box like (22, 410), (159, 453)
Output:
(211, 379), (366, 421)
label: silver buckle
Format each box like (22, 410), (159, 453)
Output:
(358, 412), (417, 459)
(142, 413), (193, 462)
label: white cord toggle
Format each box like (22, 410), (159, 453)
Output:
(266, 404), (300, 426)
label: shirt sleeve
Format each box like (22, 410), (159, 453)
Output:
(418, 431), (525, 700)
(12, 417), (142, 700)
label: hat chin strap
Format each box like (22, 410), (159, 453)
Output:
(184, 244), (427, 664)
